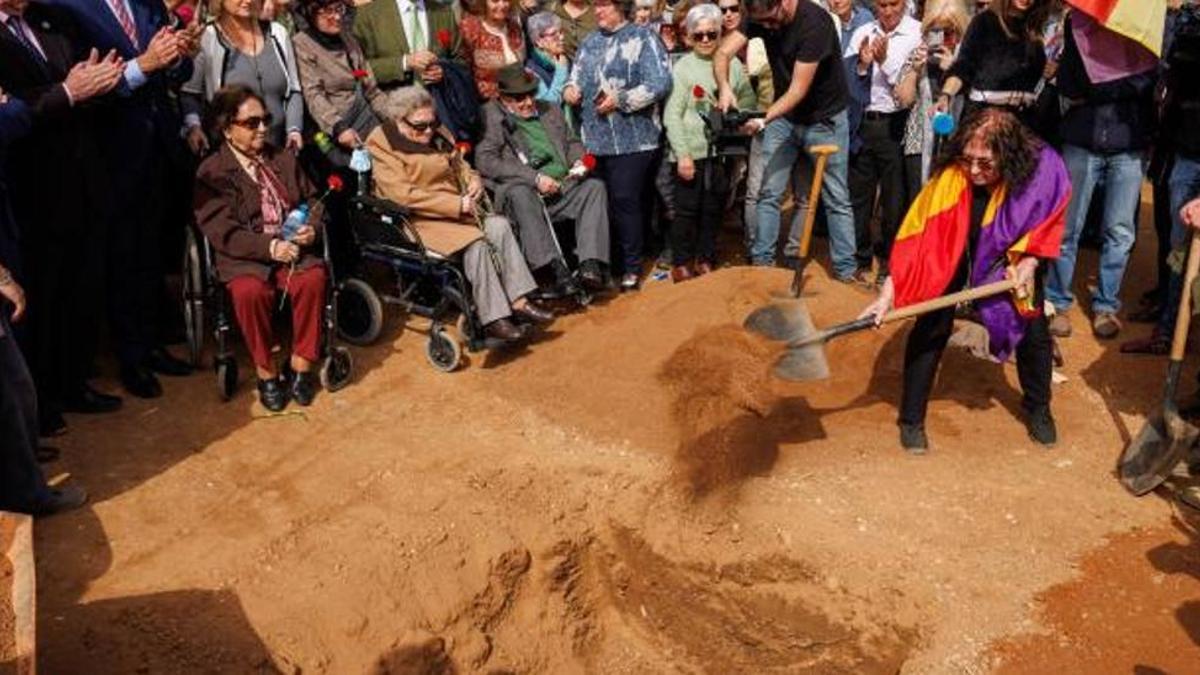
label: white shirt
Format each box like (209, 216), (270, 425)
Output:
(395, 0), (429, 53)
(844, 14), (922, 114)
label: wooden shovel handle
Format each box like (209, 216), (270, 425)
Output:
(1171, 234), (1200, 362)
(796, 144), (839, 260)
(883, 277), (1020, 324)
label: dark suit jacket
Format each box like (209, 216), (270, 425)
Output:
(194, 143), (325, 283)
(0, 98), (31, 276)
(0, 2), (105, 241)
(475, 100), (584, 189)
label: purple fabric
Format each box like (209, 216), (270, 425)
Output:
(970, 145), (1071, 361)
(1071, 10), (1158, 85)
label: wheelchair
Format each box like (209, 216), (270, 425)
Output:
(181, 221), (354, 401)
(333, 194), (515, 373)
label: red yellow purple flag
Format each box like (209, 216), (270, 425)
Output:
(1067, 0), (1166, 56)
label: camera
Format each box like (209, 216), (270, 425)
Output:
(701, 107), (765, 158)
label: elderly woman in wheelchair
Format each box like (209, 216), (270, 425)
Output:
(194, 85), (329, 412)
(364, 87), (556, 343)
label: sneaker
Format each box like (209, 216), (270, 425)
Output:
(899, 424), (928, 455)
(1048, 312), (1072, 338)
(1092, 312), (1121, 340)
(1025, 407), (1057, 447)
(620, 272), (640, 292)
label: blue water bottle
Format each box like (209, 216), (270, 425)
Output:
(281, 203), (310, 241)
(932, 111), (956, 137)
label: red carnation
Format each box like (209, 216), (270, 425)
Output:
(437, 29), (452, 49)
(692, 85), (706, 99)
(352, 68), (369, 80)
(581, 154), (597, 171)
(455, 140), (473, 156)
(327, 174), (345, 192)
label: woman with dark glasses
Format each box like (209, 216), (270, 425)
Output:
(194, 86), (330, 412)
(662, 3), (755, 282)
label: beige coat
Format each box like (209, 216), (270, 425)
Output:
(366, 122), (484, 256)
(292, 30), (397, 139)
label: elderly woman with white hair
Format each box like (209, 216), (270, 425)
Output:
(366, 87), (556, 342)
(524, 11), (571, 106)
(661, 3), (755, 282)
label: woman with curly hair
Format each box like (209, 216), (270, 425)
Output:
(858, 108), (1071, 454)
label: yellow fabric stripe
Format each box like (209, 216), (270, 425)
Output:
(895, 167), (968, 241)
(1107, 0), (1167, 57)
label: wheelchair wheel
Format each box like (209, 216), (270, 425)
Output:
(337, 277), (384, 346)
(182, 227), (205, 367)
(321, 346), (354, 392)
(215, 356), (237, 402)
(426, 328), (462, 372)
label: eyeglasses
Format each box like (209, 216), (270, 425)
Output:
(719, 5), (740, 13)
(691, 30), (719, 42)
(403, 117), (440, 132)
(959, 154), (996, 171)
(231, 113), (272, 130)
(501, 91), (534, 102)
(316, 2), (345, 15)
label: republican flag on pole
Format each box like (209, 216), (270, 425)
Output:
(1067, 0), (1167, 56)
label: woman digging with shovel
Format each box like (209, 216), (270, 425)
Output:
(857, 108), (1070, 454)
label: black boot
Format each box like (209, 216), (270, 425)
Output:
(1025, 407), (1057, 447)
(899, 423), (928, 455)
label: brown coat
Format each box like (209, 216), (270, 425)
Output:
(194, 143), (325, 282)
(292, 30), (397, 139)
(365, 122), (484, 256)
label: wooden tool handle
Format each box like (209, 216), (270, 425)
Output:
(789, 144), (841, 298)
(883, 277), (1020, 324)
(1171, 234), (1200, 362)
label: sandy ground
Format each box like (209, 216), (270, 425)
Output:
(20, 211), (1200, 673)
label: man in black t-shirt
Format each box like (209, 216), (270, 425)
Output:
(715, 0), (858, 279)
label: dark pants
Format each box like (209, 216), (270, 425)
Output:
(850, 113), (909, 272)
(0, 314), (50, 514)
(899, 266), (1053, 427)
(670, 159), (727, 265)
(597, 149), (658, 273)
(227, 265), (327, 371)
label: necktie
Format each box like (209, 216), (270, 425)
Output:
(408, 4), (426, 52)
(6, 16), (45, 64)
(107, 0), (139, 50)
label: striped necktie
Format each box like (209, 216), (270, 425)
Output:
(107, 0), (139, 50)
(6, 16), (46, 64)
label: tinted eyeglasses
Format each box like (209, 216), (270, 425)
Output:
(404, 117), (440, 132)
(316, 2), (345, 15)
(959, 154), (996, 171)
(231, 113), (273, 130)
(691, 30), (719, 42)
(501, 91), (535, 102)
(719, 5), (740, 13)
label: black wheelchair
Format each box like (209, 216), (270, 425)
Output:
(181, 222), (354, 401)
(333, 195), (515, 373)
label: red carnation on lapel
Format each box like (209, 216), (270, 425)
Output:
(437, 29), (452, 49)
(692, 85), (706, 99)
(326, 174), (345, 192)
(581, 154), (597, 171)
(352, 68), (369, 80)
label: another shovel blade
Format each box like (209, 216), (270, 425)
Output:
(1119, 411), (1199, 496)
(773, 342), (830, 382)
(744, 300), (816, 343)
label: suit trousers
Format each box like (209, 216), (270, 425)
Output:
(849, 113), (909, 272)
(227, 264), (327, 371)
(899, 265), (1053, 427)
(500, 178), (610, 271)
(0, 314), (51, 513)
(463, 215), (538, 326)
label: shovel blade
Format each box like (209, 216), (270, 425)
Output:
(773, 342), (830, 382)
(744, 299), (817, 343)
(1119, 411), (1199, 496)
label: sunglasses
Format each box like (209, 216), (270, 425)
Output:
(231, 113), (272, 130)
(719, 5), (740, 13)
(959, 155), (996, 171)
(404, 117), (440, 132)
(691, 30), (719, 42)
(501, 91), (535, 102)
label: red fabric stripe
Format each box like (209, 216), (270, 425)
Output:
(891, 190), (973, 308)
(1066, 0), (1117, 23)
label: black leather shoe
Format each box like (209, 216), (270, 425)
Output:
(257, 376), (290, 412)
(34, 484), (88, 517)
(899, 424), (928, 455)
(121, 364), (163, 399)
(484, 318), (526, 342)
(290, 371), (318, 407)
(39, 411), (67, 438)
(62, 384), (123, 413)
(578, 259), (606, 291)
(146, 347), (192, 377)
(1025, 407), (1057, 447)
(37, 446), (61, 464)
(514, 300), (555, 325)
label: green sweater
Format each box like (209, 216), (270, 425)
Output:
(663, 52), (756, 163)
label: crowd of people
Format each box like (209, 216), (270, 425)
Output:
(2, 0), (1200, 514)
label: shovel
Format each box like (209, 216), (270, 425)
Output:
(747, 277), (1020, 381)
(1118, 234), (1200, 496)
(787, 144), (840, 297)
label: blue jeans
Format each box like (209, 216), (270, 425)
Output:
(1046, 145), (1144, 315)
(1156, 155), (1200, 334)
(751, 112), (856, 278)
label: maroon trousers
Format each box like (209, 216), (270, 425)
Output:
(227, 265), (326, 370)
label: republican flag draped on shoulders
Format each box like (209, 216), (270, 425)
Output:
(1066, 0), (1166, 84)
(888, 145), (1071, 362)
